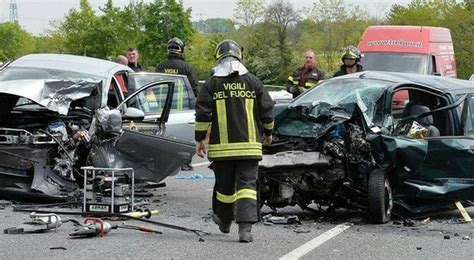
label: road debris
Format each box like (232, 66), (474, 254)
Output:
(262, 214), (301, 225)
(4, 212), (62, 234)
(454, 201), (472, 222)
(462, 236), (470, 240)
(50, 247), (67, 250)
(175, 174), (215, 180)
(444, 235), (451, 240)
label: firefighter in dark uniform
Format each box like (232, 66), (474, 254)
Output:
(333, 46), (363, 77)
(156, 37), (199, 97)
(287, 49), (326, 98)
(195, 40), (274, 243)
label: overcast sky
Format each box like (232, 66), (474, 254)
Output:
(0, 0), (411, 35)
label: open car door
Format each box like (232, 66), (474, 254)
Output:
(115, 80), (195, 182)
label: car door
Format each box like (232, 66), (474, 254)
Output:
(133, 73), (195, 143)
(398, 93), (474, 200)
(114, 80), (195, 183)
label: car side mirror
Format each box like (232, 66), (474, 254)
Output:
(122, 107), (145, 120)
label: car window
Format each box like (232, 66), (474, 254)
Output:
(361, 53), (429, 74)
(128, 83), (170, 115)
(134, 74), (191, 111)
(467, 96), (474, 136)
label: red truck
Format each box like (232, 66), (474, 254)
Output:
(358, 25), (457, 109)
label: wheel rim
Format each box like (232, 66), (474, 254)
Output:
(384, 179), (393, 216)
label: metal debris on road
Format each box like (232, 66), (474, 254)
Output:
(262, 214), (301, 225)
(444, 235), (451, 239)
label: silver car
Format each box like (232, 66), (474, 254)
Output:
(0, 54), (195, 201)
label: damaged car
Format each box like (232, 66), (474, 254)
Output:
(259, 71), (474, 223)
(0, 54), (195, 202)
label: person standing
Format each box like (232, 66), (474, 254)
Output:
(287, 49), (326, 98)
(195, 40), (274, 243)
(156, 37), (199, 97)
(127, 47), (144, 72)
(333, 46), (364, 77)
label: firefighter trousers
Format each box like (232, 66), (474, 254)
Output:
(212, 159), (259, 224)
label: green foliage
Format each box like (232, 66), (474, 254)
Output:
(307, 0), (373, 72)
(0, 22), (35, 60)
(140, 0), (195, 66)
(186, 33), (226, 80)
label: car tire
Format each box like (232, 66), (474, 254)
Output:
(368, 168), (393, 224)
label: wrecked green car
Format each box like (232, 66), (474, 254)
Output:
(259, 71), (474, 223)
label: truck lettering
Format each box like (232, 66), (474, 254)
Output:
(367, 39), (422, 49)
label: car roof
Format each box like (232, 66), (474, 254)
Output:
(337, 71), (474, 92)
(9, 53), (133, 78)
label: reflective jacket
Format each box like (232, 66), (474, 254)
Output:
(156, 55), (198, 97)
(195, 73), (274, 161)
(287, 66), (326, 97)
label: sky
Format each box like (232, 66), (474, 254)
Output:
(0, 0), (411, 35)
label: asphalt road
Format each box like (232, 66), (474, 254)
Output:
(0, 162), (473, 259)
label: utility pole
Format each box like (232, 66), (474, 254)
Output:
(9, 0), (18, 22)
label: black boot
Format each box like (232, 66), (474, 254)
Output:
(238, 222), (253, 243)
(212, 214), (231, 234)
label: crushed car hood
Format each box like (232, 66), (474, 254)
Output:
(274, 102), (360, 139)
(0, 79), (100, 115)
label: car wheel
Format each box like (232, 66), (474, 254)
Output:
(368, 168), (393, 224)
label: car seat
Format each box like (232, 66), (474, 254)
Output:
(407, 104), (440, 137)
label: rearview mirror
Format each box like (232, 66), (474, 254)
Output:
(122, 107), (145, 120)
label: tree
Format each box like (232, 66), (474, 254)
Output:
(140, 0), (195, 66)
(57, 0), (98, 56)
(307, 0), (372, 72)
(0, 22), (35, 60)
(234, 0), (265, 28)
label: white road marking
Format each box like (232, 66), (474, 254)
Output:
(191, 161), (211, 167)
(279, 223), (352, 260)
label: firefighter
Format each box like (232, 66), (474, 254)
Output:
(287, 49), (326, 98)
(333, 46), (364, 77)
(156, 37), (199, 97)
(195, 40), (274, 243)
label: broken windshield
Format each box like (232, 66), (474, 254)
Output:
(294, 78), (391, 125)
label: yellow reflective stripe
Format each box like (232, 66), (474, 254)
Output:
(208, 149), (262, 158)
(288, 76), (298, 85)
(263, 121), (274, 130)
(236, 189), (257, 200)
(209, 142), (262, 151)
(177, 81), (183, 111)
(305, 82), (316, 88)
(195, 121), (211, 131)
(216, 99), (228, 143)
(245, 99), (256, 143)
(216, 191), (236, 203)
